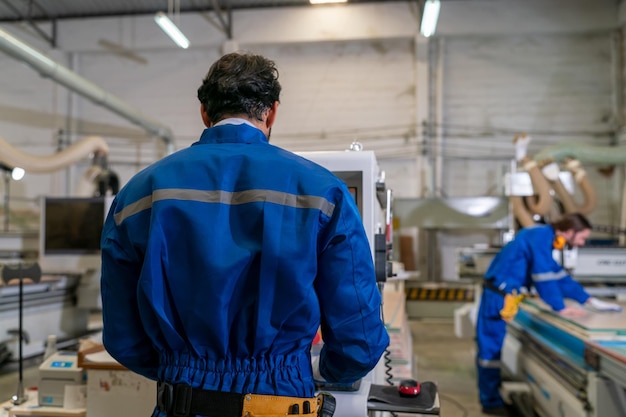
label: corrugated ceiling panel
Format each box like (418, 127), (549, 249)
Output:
(0, 0), (392, 21)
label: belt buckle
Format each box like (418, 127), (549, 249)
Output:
(157, 382), (174, 414)
(172, 384), (193, 417)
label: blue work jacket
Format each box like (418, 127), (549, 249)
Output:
(100, 121), (389, 399)
(484, 224), (589, 311)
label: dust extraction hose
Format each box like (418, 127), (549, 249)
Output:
(0, 134), (108, 173)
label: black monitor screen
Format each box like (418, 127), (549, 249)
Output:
(43, 197), (105, 254)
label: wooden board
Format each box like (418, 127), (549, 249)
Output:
(77, 340), (125, 370)
(522, 298), (626, 335)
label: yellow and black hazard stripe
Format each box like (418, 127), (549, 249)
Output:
(405, 287), (474, 302)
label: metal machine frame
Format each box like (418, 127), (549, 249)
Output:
(502, 301), (626, 417)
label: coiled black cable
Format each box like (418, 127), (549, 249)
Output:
(378, 282), (398, 417)
(383, 347), (394, 386)
(378, 282), (394, 386)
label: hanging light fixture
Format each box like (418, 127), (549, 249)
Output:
(0, 163), (25, 233)
(420, 0), (441, 38)
(0, 163), (25, 181)
(154, 0), (190, 49)
(11, 167), (25, 181)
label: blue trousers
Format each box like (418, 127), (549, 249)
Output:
(476, 290), (507, 409)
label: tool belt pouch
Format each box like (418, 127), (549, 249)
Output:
(317, 392), (336, 417)
(156, 381), (331, 417)
(242, 393), (321, 417)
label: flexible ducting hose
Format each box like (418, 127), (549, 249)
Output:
(546, 159), (597, 216)
(578, 175), (597, 215)
(549, 178), (578, 213)
(0, 134), (108, 173)
(511, 196), (536, 228)
(521, 158), (552, 216)
(514, 141), (615, 227)
(564, 159), (597, 215)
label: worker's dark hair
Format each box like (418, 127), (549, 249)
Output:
(550, 213), (592, 233)
(197, 52), (281, 123)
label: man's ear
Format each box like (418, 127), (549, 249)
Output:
(265, 101), (279, 129)
(200, 103), (212, 127)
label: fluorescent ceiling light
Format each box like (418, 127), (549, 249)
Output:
(310, 0), (347, 4)
(154, 11), (190, 49)
(420, 0), (441, 38)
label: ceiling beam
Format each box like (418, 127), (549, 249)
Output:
(210, 0), (233, 39)
(0, 0), (56, 46)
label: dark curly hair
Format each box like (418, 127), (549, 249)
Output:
(197, 52), (281, 123)
(551, 212), (592, 233)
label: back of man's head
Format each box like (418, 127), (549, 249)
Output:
(551, 212), (592, 233)
(197, 52), (281, 124)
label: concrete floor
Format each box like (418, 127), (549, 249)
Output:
(409, 319), (489, 417)
(0, 319), (494, 417)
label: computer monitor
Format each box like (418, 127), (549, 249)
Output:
(38, 196), (110, 273)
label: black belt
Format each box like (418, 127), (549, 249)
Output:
(157, 381), (244, 417)
(482, 279), (506, 296)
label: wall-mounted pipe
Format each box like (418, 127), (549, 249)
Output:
(534, 143), (626, 165)
(0, 27), (175, 155)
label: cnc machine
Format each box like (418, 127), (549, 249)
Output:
(299, 149), (440, 416)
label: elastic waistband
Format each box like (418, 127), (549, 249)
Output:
(158, 352), (312, 375)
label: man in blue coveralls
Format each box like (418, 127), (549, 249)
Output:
(100, 52), (389, 417)
(476, 213), (621, 416)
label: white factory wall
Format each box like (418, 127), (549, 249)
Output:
(0, 0), (625, 237)
(0, 2), (425, 207)
(440, 33), (619, 225)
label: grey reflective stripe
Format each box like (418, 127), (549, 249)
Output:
(114, 195), (152, 226)
(114, 188), (335, 226)
(477, 358), (501, 369)
(532, 269), (568, 282)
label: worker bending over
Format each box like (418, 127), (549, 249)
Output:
(476, 213), (621, 416)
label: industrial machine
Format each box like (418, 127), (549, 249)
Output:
(457, 244), (626, 292)
(38, 350), (85, 407)
(501, 298), (626, 417)
(455, 166), (626, 416)
(0, 196), (110, 367)
(299, 148), (439, 416)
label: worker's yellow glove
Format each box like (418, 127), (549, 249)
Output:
(500, 292), (525, 322)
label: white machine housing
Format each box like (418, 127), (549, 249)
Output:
(38, 350), (85, 407)
(297, 150), (382, 256)
(298, 150), (397, 416)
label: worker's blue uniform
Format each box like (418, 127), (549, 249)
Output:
(476, 224), (590, 410)
(100, 121), (389, 413)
